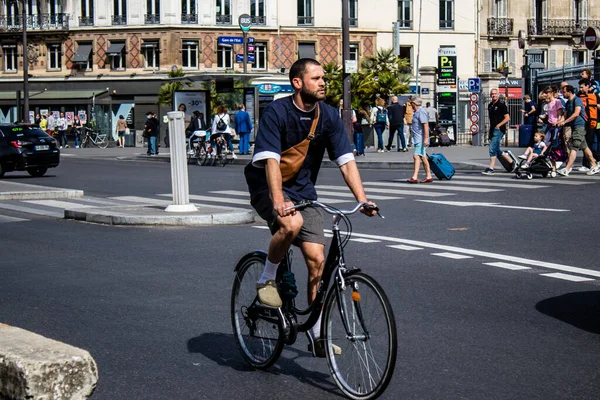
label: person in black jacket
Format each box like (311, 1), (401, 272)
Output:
(386, 96), (407, 152)
(145, 111), (159, 155)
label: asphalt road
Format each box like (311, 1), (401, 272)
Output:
(0, 157), (599, 399)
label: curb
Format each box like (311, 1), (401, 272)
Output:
(64, 206), (259, 226)
(0, 189), (84, 201)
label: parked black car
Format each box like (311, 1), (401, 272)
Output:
(0, 124), (60, 177)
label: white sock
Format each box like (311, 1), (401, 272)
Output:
(311, 313), (322, 339)
(258, 260), (279, 284)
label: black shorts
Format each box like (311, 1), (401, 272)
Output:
(250, 189), (325, 245)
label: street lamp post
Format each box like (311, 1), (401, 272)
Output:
(21, 0), (29, 123)
(341, 0), (352, 141)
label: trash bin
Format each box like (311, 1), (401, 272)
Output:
(125, 130), (136, 147)
(518, 125), (533, 147)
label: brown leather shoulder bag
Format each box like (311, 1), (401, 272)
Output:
(279, 103), (320, 182)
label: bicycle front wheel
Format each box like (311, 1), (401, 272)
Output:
(323, 272), (397, 400)
(96, 134), (109, 148)
(231, 254), (285, 369)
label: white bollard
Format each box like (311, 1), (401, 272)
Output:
(165, 111), (198, 212)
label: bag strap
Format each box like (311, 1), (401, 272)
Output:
(306, 103), (320, 141)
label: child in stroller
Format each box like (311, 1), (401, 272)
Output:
(515, 130), (556, 179)
(519, 131), (547, 168)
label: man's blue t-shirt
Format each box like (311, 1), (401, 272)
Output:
(244, 96), (354, 202)
(410, 108), (429, 143)
(566, 96), (586, 127)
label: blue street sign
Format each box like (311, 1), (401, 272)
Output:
(219, 36), (244, 45)
(248, 37), (255, 43)
(467, 78), (481, 93)
(236, 54), (255, 63)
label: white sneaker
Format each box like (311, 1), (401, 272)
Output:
(75, 145), (79, 149)
(518, 154), (527, 160)
(187, 150), (194, 155)
(577, 166), (590, 172)
(231, 153), (238, 159)
(557, 168), (571, 177)
(211, 151), (216, 157)
(555, 161), (563, 169)
(59, 146), (63, 149)
(586, 166), (600, 175)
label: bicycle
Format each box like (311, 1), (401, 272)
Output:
(207, 133), (231, 167)
(231, 201), (397, 400)
(80, 127), (108, 148)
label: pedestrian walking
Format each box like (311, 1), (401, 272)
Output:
(482, 88), (513, 175)
(404, 96), (414, 147)
(387, 96), (407, 152)
(39, 115), (47, 131)
(144, 111), (159, 155)
(116, 115), (127, 148)
(406, 97), (433, 183)
(73, 115), (84, 148)
(370, 97), (389, 152)
(425, 102), (438, 139)
(234, 104), (253, 155)
(56, 112), (69, 148)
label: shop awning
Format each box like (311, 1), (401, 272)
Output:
(2, 89), (108, 101)
(106, 42), (125, 56)
(73, 44), (92, 63)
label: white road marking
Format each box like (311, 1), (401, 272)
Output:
(349, 238), (381, 243)
(452, 175), (596, 185)
(366, 181), (502, 193)
(209, 190), (249, 197)
(23, 200), (96, 209)
(417, 200), (570, 212)
(112, 196), (172, 205)
(324, 233), (333, 238)
(387, 244), (423, 251)
(432, 252), (473, 260)
(540, 273), (594, 282)
(315, 191), (402, 200)
(427, 180), (547, 189)
(0, 215), (29, 223)
(317, 185), (453, 197)
(0, 202), (63, 218)
(484, 262), (531, 271)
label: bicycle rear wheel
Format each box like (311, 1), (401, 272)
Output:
(96, 134), (109, 148)
(231, 253), (285, 369)
(323, 272), (397, 400)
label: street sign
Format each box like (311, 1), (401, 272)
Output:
(470, 124), (479, 134)
(219, 36), (244, 45)
(236, 54), (255, 63)
(467, 78), (481, 93)
(470, 113), (479, 123)
(421, 88), (430, 95)
(239, 13), (252, 32)
(470, 103), (479, 113)
(437, 47), (457, 85)
(344, 59), (357, 73)
(470, 93), (479, 102)
(584, 26), (600, 51)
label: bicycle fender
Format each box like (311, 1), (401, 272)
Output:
(234, 250), (267, 272)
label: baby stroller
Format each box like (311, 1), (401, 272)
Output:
(515, 128), (561, 179)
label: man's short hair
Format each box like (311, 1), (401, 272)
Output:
(146, 111), (153, 116)
(579, 78), (591, 87)
(564, 85), (576, 94)
(412, 97), (423, 106)
(289, 58), (321, 84)
(490, 88), (498, 94)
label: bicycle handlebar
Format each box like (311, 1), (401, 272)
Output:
(286, 200), (384, 218)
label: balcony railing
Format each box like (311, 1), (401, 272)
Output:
(0, 13), (69, 32)
(527, 18), (600, 36)
(439, 19), (454, 29)
(112, 15), (127, 25)
(216, 14), (231, 25)
(182, 13), (198, 24)
(487, 17), (513, 36)
(144, 14), (160, 25)
(398, 19), (412, 29)
(79, 16), (93, 26)
(251, 15), (266, 25)
(298, 15), (313, 25)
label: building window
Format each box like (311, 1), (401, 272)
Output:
(398, 0), (412, 29)
(182, 0), (197, 23)
(3, 46), (17, 72)
(108, 42), (126, 70)
(253, 42), (267, 69)
(439, 0), (453, 29)
(80, 0), (94, 26)
(349, 43), (359, 62)
(145, 0), (160, 24)
(399, 46), (413, 70)
(573, 49), (587, 65)
(47, 43), (62, 70)
(216, 0), (231, 25)
(298, 42), (316, 60)
(344, 0), (357, 27)
(250, 0), (265, 25)
(182, 40), (198, 69)
(298, 0), (313, 25)
(142, 42), (160, 69)
(493, 0), (507, 18)
(112, 0), (127, 25)
(491, 48), (507, 71)
(217, 44), (233, 69)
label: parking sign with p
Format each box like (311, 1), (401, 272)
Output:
(467, 78), (481, 93)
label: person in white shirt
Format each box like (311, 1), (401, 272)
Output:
(211, 105), (237, 159)
(56, 112), (69, 148)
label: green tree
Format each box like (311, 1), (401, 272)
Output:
(361, 48), (411, 102)
(156, 67), (191, 108)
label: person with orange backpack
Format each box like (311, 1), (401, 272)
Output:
(578, 79), (600, 171)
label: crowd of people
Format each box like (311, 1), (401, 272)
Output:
(34, 112), (86, 149)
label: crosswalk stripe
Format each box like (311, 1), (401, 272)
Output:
(0, 215), (29, 223)
(413, 180), (548, 189)
(432, 252), (473, 260)
(540, 272), (594, 282)
(387, 244), (423, 251)
(209, 190), (250, 197)
(110, 196), (172, 205)
(453, 175), (597, 185)
(349, 238), (381, 243)
(23, 200), (97, 209)
(0, 202), (63, 218)
(483, 262), (531, 271)
(211, 189), (401, 201)
(317, 185), (453, 197)
(366, 181), (503, 193)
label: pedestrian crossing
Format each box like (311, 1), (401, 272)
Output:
(0, 172), (597, 222)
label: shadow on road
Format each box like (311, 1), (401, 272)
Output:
(536, 291), (600, 334)
(187, 332), (341, 396)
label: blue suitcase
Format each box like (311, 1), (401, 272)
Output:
(427, 153), (455, 180)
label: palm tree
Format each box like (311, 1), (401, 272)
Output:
(323, 61), (343, 106)
(361, 48), (411, 102)
(157, 67), (191, 108)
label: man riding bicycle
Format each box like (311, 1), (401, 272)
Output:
(244, 58), (377, 357)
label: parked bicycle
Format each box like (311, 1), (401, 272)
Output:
(231, 201), (396, 400)
(79, 127), (108, 148)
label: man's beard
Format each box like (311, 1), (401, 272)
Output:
(299, 85), (325, 105)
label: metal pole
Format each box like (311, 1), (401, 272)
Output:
(22, 0), (29, 123)
(165, 111), (197, 212)
(415, 0), (423, 95)
(243, 31), (248, 74)
(341, 0), (352, 141)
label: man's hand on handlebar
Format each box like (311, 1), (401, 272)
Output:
(360, 201), (379, 217)
(274, 200), (296, 218)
